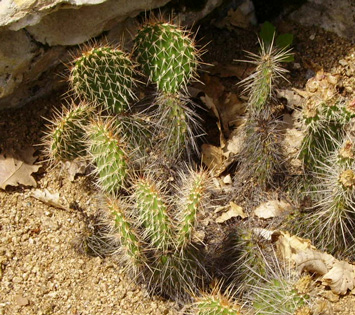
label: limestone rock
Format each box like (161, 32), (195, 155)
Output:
(290, 0), (355, 42)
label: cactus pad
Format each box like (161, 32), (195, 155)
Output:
(70, 46), (136, 114)
(135, 22), (198, 94)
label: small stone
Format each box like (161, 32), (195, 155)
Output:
(14, 295), (29, 306)
(339, 59), (348, 66)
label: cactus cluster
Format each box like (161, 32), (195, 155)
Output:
(44, 17), (203, 195)
(42, 14), (355, 314)
(93, 168), (212, 300)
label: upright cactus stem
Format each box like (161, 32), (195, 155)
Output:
(134, 20), (199, 94)
(292, 136), (355, 255)
(239, 39), (291, 118)
(70, 45), (137, 114)
(176, 169), (209, 248)
(86, 119), (129, 195)
(44, 102), (92, 162)
(106, 197), (147, 277)
(133, 177), (173, 252)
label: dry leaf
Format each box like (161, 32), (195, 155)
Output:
(216, 202), (247, 223)
(0, 147), (41, 189)
(253, 200), (292, 219)
(322, 261), (355, 295)
(30, 189), (70, 211)
(273, 230), (355, 295)
(201, 144), (226, 175)
(63, 159), (87, 182)
(276, 89), (305, 108)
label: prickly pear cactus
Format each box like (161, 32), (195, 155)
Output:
(44, 102), (92, 162)
(70, 46), (136, 114)
(86, 119), (129, 195)
(134, 21), (198, 94)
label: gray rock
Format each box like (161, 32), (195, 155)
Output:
(290, 0), (355, 42)
(0, 0), (170, 109)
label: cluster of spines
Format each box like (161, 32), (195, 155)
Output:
(190, 283), (242, 315)
(237, 118), (285, 189)
(70, 46), (137, 115)
(86, 119), (129, 195)
(252, 277), (309, 315)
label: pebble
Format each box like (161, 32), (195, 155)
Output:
(14, 295), (29, 306)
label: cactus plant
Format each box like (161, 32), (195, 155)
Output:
(226, 229), (267, 295)
(43, 101), (92, 162)
(82, 167), (212, 300)
(238, 38), (291, 119)
(86, 118), (129, 195)
(252, 277), (309, 315)
(69, 45), (137, 115)
(299, 71), (354, 169)
(292, 136), (355, 255)
(236, 117), (285, 189)
(134, 19), (203, 160)
(134, 20), (199, 95)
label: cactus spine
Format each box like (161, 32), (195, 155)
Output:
(70, 46), (137, 114)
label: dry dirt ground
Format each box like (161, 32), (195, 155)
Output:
(0, 17), (355, 315)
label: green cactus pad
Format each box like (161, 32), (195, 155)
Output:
(70, 46), (136, 114)
(134, 177), (173, 251)
(107, 197), (147, 274)
(45, 102), (92, 162)
(134, 22), (198, 94)
(86, 120), (128, 195)
(176, 170), (208, 248)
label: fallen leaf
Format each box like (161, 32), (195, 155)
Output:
(273, 230), (355, 295)
(322, 261), (355, 295)
(63, 159), (87, 182)
(30, 189), (70, 211)
(254, 200), (292, 219)
(0, 147), (41, 189)
(276, 89), (305, 108)
(216, 202), (247, 223)
(201, 144), (227, 175)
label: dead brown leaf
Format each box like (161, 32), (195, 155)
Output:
(273, 231), (355, 295)
(201, 144), (226, 175)
(30, 188), (71, 211)
(0, 147), (41, 189)
(253, 200), (292, 219)
(215, 202), (247, 223)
